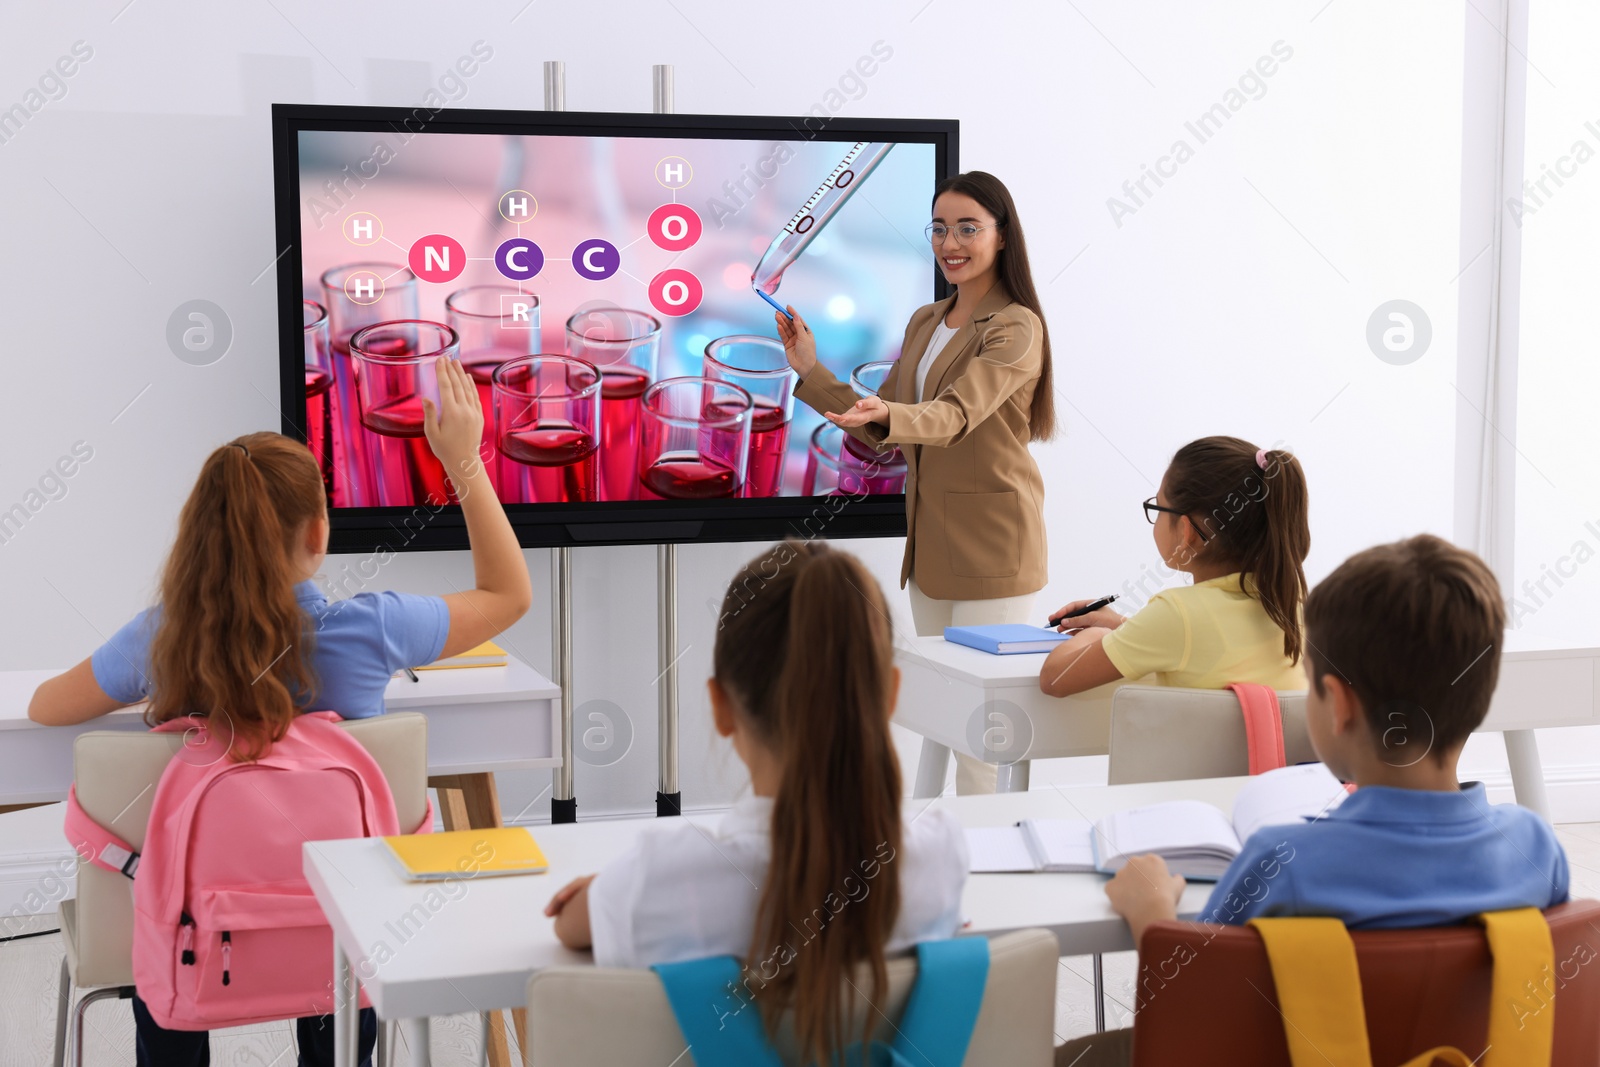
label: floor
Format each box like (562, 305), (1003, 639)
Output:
(7, 824), (1600, 1066)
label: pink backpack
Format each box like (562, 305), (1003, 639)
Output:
(64, 711), (430, 1030)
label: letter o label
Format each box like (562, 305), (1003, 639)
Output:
(648, 268), (703, 317)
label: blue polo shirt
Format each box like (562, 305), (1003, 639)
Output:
(1203, 782), (1569, 930)
(90, 580), (450, 720)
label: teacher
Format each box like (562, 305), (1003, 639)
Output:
(776, 170), (1054, 794)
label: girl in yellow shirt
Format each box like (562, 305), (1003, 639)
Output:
(1040, 436), (1310, 696)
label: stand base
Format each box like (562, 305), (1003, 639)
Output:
(551, 796), (576, 824)
(656, 791), (681, 817)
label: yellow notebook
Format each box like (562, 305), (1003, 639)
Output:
(414, 640), (509, 670)
(383, 827), (548, 881)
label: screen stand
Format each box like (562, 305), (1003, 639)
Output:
(545, 59), (576, 826)
(653, 63), (683, 818)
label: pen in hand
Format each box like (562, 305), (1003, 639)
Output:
(1048, 595), (1118, 628)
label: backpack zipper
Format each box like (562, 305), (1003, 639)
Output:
(180, 912), (195, 965)
(221, 931), (231, 986)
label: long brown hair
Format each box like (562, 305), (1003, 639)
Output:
(933, 170), (1056, 440)
(713, 540), (902, 1064)
(1162, 436), (1311, 662)
(146, 432), (327, 760)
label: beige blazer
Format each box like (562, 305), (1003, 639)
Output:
(793, 285), (1048, 601)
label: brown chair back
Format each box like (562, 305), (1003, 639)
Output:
(1132, 901), (1600, 1066)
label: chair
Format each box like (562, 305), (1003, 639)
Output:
(523, 928), (1060, 1066)
(53, 712), (430, 1067)
(1131, 901), (1600, 1066)
(1107, 685), (1314, 784)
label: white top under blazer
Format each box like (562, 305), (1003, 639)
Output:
(915, 318), (961, 402)
(586, 793), (969, 968)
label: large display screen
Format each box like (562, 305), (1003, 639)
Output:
(273, 106), (956, 551)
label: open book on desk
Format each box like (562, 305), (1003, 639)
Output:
(966, 763), (1348, 881)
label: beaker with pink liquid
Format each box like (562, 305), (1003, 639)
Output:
(320, 263), (419, 507)
(349, 320), (460, 508)
(492, 355), (602, 504)
(565, 308), (661, 502)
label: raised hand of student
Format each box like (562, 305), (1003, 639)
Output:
(1105, 854), (1186, 947)
(422, 356), (485, 483)
(775, 306), (817, 379)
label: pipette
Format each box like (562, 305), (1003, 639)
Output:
(750, 142), (895, 301)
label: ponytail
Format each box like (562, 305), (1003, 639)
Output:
(146, 433), (327, 760)
(712, 540), (902, 1064)
(1163, 437), (1311, 662)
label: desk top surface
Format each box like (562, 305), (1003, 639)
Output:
(0, 658), (559, 730)
(303, 777), (1244, 1013)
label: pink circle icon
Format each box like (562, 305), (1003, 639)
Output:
(647, 204), (702, 252)
(648, 269), (703, 317)
(407, 234), (467, 284)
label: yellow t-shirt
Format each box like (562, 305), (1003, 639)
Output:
(1099, 572), (1307, 690)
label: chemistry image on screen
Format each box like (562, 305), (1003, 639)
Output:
(296, 129), (938, 509)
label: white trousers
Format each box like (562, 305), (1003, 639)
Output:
(906, 577), (1038, 795)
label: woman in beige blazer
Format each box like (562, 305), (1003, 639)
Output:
(776, 171), (1055, 793)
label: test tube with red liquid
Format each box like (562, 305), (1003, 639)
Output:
(492, 355), (601, 504)
(303, 300), (334, 500)
(320, 263), (418, 508)
(349, 320), (459, 508)
(803, 422), (848, 496)
(446, 286), (542, 495)
(701, 336), (793, 497)
(639, 377), (753, 500)
(839, 360), (908, 494)
(564, 308), (661, 501)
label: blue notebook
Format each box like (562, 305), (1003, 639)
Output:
(943, 624), (1071, 655)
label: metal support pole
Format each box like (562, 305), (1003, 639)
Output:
(544, 59), (577, 826)
(542, 60), (565, 113)
(657, 543), (681, 815)
(653, 63), (682, 818)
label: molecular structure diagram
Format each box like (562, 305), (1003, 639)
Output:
(334, 156), (704, 321)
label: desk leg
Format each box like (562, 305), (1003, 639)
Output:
(427, 773), (520, 1067)
(334, 941), (359, 1067)
(994, 760), (1031, 793)
(912, 738), (952, 799)
(1092, 954), (1105, 1033)
(1504, 730), (1552, 821)
(405, 1018), (432, 1067)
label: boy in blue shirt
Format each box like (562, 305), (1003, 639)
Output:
(1060, 535), (1569, 1065)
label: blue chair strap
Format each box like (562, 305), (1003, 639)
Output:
(653, 955), (784, 1067)
(891, 937), (990, 1067)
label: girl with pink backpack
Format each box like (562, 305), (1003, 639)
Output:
(31, 358), (531, 1066)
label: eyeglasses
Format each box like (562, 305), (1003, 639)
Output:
(924, 222), (994, 245)
(1143, 497), (1210, 542)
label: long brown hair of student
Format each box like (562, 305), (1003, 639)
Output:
(1163, 435), (1311, 660)
(146, 432), (327, 760)
(712, 539), (903, 1064)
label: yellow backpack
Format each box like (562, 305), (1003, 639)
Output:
(1249, 908), (1554, 1067)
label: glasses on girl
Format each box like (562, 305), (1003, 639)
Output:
(924, 222), (993, 244)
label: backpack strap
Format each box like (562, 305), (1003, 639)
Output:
(1250, 909), (1556, 1067)
(892, 937), (989, 1067)
(1227, 683), (1286, 775)
(652, 955), (784, 1067)
(63, 783), (140, 879)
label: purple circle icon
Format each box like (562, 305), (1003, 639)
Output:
(495, 238), (544, 281)
(571, 239), (620, 281)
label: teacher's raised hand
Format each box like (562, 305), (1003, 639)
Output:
(774, 306), (817, 379)
(824, 395), (890, 429)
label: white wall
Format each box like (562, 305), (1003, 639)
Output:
(3, 0), (1591, 819)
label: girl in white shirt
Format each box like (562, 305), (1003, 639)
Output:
(544, 539), (968, 1064)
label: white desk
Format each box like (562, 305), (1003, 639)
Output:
(894, 634), (1600, 817)
(304, 777), (1244, 1066)
(0, 660), (563, 806)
